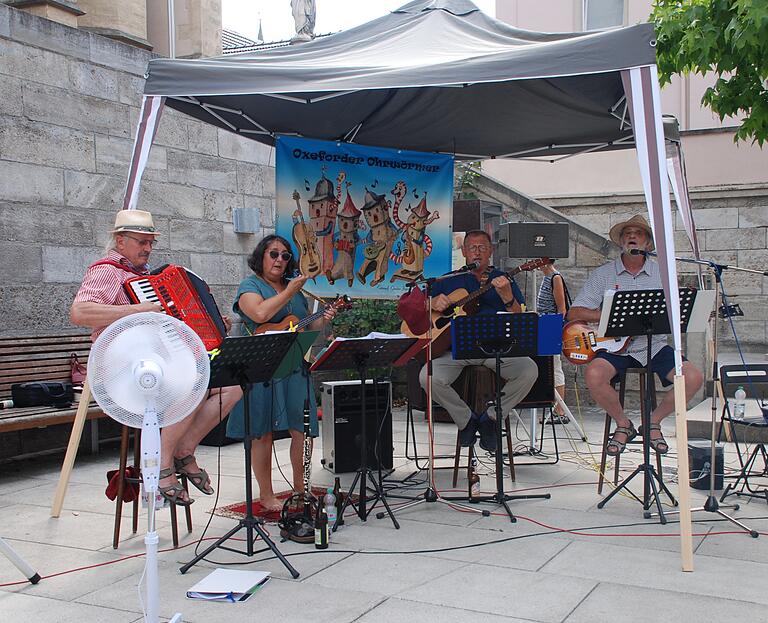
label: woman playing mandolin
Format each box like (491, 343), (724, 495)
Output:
(226, 235), (336, 512)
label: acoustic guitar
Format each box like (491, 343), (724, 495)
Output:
(400, 258), (551, 357)
(291, 190), (321, 279)
(561, 320), (632, 364)
(253, 295), (352, 335)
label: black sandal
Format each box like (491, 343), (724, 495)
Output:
(606, 421), (637, 456)
(649, 424), (669, 455)
(158, 468), (193, 506)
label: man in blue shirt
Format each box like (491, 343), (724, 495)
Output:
(419, 230), (538, 451)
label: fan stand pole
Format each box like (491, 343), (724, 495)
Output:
(180, 381), (299, 578)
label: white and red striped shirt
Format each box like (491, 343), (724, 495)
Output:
(74, 250), (149, 341)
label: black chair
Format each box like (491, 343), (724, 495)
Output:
(717, 364), (768, 503)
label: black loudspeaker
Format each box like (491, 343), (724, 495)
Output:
(688, 440), (724, 490)
(320, 380), (393, 474)
(519, 355), (555, 407)
(497, 222), (570, 259)
(199, 416), (239, 447)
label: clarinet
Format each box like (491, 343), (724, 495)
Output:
(302, 397), (314, 520)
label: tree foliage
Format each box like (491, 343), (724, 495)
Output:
(652, 0), (768, 145)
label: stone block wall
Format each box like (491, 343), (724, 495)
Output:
(543, 185), (768, 351)
(0, 4), (274, 337)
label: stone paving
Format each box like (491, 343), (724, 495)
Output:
(1, 404), (767, 622)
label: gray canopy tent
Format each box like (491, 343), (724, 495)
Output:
(117, 0), (700, 568)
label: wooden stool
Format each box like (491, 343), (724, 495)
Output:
(598, 367), (663, 494)
(452, 366), (515, 486)
(113, 425), (192, 549)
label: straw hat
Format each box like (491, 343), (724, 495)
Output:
(111, 210), (159, 236)
(609, 214), (653, 250)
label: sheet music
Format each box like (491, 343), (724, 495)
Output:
(334, 331), (409, 341)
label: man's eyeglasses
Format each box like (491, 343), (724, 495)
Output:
(121, 233), (157, 248)
(269, 250), (292, 261)
(466, 244), (490, 253)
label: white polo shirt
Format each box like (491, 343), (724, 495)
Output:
(572, 256), (668, 363)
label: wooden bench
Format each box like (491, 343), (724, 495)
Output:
(0, 333), (106, 452)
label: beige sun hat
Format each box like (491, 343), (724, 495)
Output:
(111, 210), (159, 236)
(609, 214), (654, 250)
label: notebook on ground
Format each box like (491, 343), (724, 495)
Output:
(186, 568), (270, 602)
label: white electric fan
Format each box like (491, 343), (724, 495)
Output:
(88, 312), (210, 623)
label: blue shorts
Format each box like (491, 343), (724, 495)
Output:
(595, 346), (685, 388)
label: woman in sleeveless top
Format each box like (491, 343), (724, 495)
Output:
(537, 261), (569, 422)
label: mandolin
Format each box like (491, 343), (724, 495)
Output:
(291, 190), (321, 279)
(561, 320), (632, 364)
(253, 295), (352, 335)
(400, 258), (551, 357)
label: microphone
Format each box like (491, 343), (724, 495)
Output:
(457, 261), (479, 272)
(629, 248), (656, 257)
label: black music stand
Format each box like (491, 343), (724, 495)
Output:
(452, 313), (551, 522)
(594, 288), (696, 523)
(310, 337), (417, 530)
(180, 332), (302, 578)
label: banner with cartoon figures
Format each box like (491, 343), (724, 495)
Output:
(275, 136), (453, 299)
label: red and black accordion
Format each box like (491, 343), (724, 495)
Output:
(124, 264), (226, 350)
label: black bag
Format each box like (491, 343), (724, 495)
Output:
(11, 382), (74, 408)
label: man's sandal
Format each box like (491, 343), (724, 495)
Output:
(606, 421), (637, 456)
(158, 468), (193, 506)
(648, 424), (669, 455)
(174, 455), (214, 495)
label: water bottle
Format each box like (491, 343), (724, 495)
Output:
(324, 487), (337, 526)
(733, 386), (746, 418)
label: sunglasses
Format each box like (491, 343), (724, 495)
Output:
(268, 250), (292, 261)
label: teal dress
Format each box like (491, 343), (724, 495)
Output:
(225, 275), (319, 439)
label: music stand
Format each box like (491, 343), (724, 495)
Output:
(311, 337), (416, 530)
(595, 288), (702, 523)
(451, 313), (551, 521)
(180, 332), (304, 578)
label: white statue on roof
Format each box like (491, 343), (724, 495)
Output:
(291, 0), (316, 42)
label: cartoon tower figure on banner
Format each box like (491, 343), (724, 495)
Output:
(308, 172), (338, 273)
(291, 190), (321, 279)
(326, 182), (361, 287)
(391, 192), (439, 283)
(357, 188), (398, 287)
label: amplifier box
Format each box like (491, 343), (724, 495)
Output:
(321, 380), (392, 474)
(497, 222), (570, 259)
(519, 355), (555, 406)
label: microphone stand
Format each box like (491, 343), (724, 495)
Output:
(386, 267), (490, 518)
(643, 251), (759, 537)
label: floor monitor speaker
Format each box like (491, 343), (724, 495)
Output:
(321, 380), (393, 474)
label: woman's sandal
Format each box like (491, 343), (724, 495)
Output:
(158, 468), (193, 506)
(606, 421), (638, 456)
(648, 424), (669, 455)
(174, 455), (214, 495)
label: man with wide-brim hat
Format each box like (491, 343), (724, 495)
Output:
(608, 214), (655, 250)
(71, 210), (162, 339)
(568, 213), (702, 459)
(70, 209), (242, 507)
